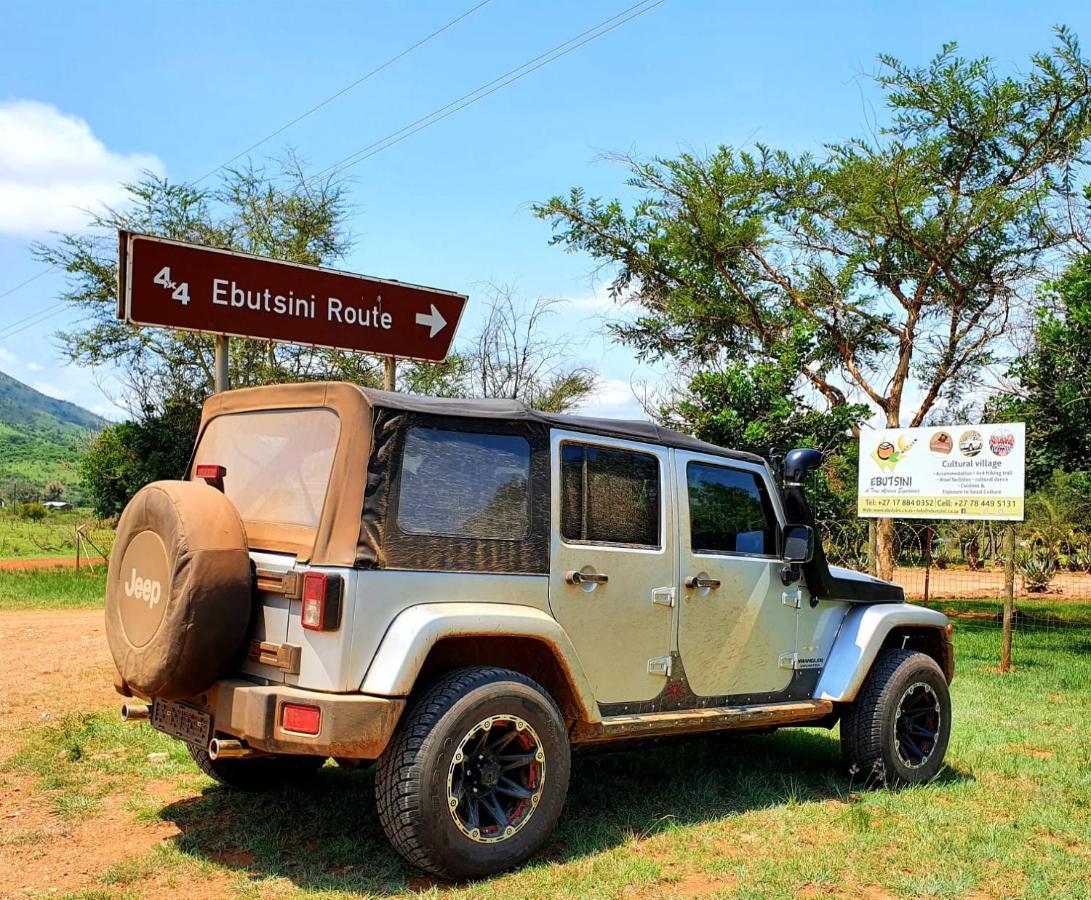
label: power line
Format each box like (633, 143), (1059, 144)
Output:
(0, 0), (668, 335)
(0, 0), (494, 306)
(0, 266), (56, 301)
(190, 0), (495, 185)
(0, 302), (68, 342)
(311, 0), (667, 182)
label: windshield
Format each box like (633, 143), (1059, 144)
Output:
(192, 408), (341, 530)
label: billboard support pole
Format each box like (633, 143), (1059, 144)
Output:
(383, 356), (396, 392)
(1000, 523), (1017, 673)
(215, 335), (230, 393)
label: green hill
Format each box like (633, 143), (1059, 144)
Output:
(0, 369), (108, 504)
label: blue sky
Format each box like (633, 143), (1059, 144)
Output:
(1, 0), (1088, 420)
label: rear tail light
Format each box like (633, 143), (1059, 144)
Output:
(301, 572), (343, 631)
(281, 703), (321, 735)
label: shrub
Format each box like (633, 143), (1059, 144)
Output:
(1018, 550), (1056, 593)
(17, 502), (48, 521)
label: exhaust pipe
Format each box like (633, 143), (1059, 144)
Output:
(121, 703), (151, 722)
(208, 737), (261, 760)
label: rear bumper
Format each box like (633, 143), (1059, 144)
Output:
(204, 679), (405, 759)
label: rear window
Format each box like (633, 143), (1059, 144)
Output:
(397, 428), (531, 541)
(192, 408), (340, 529)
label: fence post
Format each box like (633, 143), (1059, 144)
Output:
(868, 520), (878, 577)
(75, 528), (81, 571)
(1000, 523), (1017, 673)
(923, 524), (933, 605)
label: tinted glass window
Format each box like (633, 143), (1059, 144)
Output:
(687, 463), (777, 555)
(561, 443), (660, 547)
(397, 428), (530, 541)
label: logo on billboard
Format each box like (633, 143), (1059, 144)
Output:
(989, 430), (1016, 457)
(871, 434), (916, 473)
(959, 430), (983, 458)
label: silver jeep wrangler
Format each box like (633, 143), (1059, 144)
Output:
(108, 382), (954, 879)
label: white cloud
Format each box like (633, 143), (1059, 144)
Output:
(576, 377), (649, 421)
(0, 100), (164, 236)
(0, 347), (15, 366)
(25, 360), (44, 372)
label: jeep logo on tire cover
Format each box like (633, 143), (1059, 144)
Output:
(117, 530), (171, 648)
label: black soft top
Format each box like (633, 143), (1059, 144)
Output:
(359, 388), (766, 466)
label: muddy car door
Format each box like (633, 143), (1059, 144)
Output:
(674, 452), (801, 699)
(548, 431), (676, 705)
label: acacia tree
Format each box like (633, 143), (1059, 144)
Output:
(34, 155), (383, 416)
(536, 30), (1091, 577)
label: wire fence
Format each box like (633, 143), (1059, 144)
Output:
(820, 518), (1091, 665)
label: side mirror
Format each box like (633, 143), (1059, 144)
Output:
(782, 524), (814, 564)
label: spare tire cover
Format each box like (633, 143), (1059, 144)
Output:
(106, 480), (251, 700)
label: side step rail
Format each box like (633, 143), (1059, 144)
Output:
(573, 699), (834, 744)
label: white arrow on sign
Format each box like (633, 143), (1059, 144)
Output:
(415, 303), (447, 338)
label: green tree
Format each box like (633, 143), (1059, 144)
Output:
(536, 30), (1091, 576)
(990, 247), (1091, 488)
(17, 502), (47, 521)
(34, 156), (384, 411)
(79, 401), (202, 519)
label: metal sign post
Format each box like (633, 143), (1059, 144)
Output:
(117, 231), (468, 392)
(214, 335), (230, 393)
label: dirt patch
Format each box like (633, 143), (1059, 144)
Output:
(0, 557), (105, 571)
(0, 608), (116, 761)
(893, 565), (1091, 601)
(0, 778), (181, 896)
(0, 607), (149, 895)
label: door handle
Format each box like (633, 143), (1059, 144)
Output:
(684, 575), (721, 590)
(565, 570), (608, 585)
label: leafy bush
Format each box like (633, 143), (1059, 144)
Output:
(17, 502), (47, 521)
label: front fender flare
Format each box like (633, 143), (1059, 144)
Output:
(814, 604), (950, 703)
(359, 602), (601, 723)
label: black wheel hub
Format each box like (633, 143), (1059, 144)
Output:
(447, 715), (545, 843)
(894, 682), (942, 769)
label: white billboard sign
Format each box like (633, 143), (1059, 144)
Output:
(858, 423), (1025, 520)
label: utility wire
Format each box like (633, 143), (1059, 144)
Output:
(0, 0), (668, 334)
(0, 266), (56, 301)
(190, 0), (494, 185)
(0, 0), (494, 309)
(0, 302), (68, 342)
(311, 0), (666, 183)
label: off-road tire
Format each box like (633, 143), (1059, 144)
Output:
(375, 667), (570, 880)
(187, 743), (326, 791)
(840, 648), (951, 786)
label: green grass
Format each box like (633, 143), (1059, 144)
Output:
(0, 568), (106, 610)
(7, 618), (1090, 898)
(0, 513), (114, 560)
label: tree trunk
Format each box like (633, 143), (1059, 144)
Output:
(876, 517), (896, 581)
(874, 408), (901, 582)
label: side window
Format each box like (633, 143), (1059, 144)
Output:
(687, 463), (778, 556)
(560, 443), (660, 547)
(397, 428), (530, 541)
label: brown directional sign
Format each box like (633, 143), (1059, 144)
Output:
(117, 231), (467, 362)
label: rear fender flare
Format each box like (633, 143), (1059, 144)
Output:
(359, 602), (601, 723)
(814, 604), (950, 703)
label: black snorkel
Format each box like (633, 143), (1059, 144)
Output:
(779, 446), (904, 605)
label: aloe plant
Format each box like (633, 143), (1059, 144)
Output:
(1018, 550), (1056, 593)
